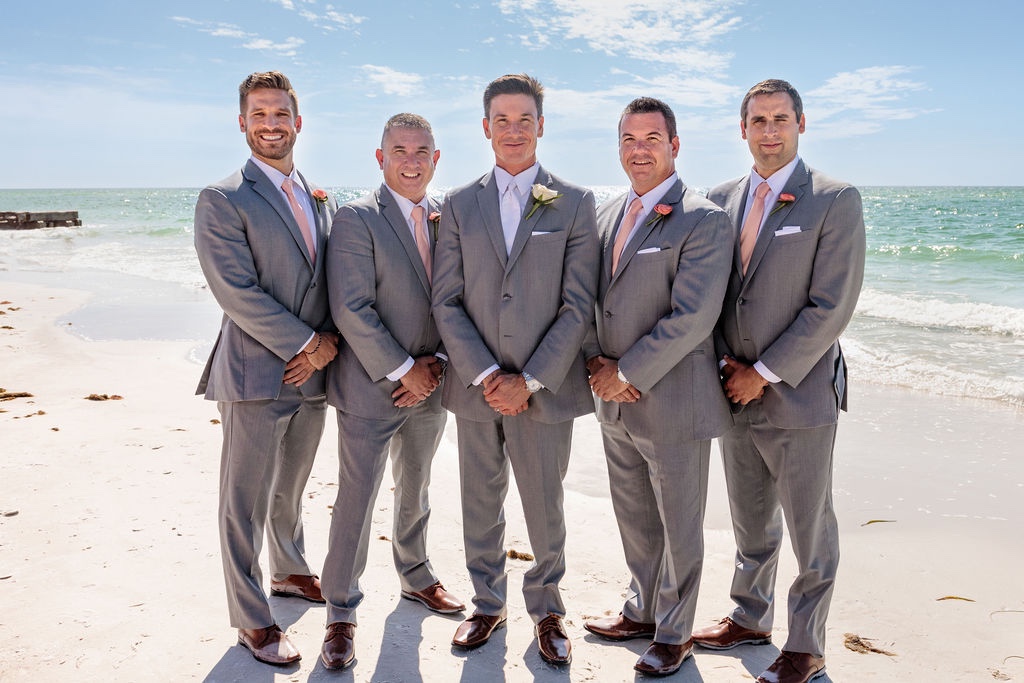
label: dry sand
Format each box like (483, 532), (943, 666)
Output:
(2, 281), (1022, 682)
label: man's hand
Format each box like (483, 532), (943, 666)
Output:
(391, 356), (441, 407)
(722, 355), (767, 404)
(588, 356), (640, 402)
(482, 370), (530, 416)
(304, 332), (339, 370)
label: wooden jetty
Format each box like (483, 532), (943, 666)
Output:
(0, 211), (81, 229)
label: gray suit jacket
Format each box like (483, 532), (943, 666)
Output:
(325, 185), (445, 419)
(195, 159), (337, 401)
(432, 165), (600, 423)
(710, 160), (866, 429)
(583, 179), (733, 441)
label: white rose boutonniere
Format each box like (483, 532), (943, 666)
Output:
(524, 183), (562, 220)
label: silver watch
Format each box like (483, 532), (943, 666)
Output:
(616, 367), (629, 385)
(522, 372), (543, 393)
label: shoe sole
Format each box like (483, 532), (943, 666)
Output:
(400, 591), (465, 614)
(583, 624), (655, 642)
(694, 636), (771, 651)
(270, 588), (326, 604)
(451, 618), (507, 649)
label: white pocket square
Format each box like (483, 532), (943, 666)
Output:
(636, 247), (662, 254)
(531, 230), (552, 235)
(774, 225), (802, 236)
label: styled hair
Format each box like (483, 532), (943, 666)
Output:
(380, 112), (435, 149)
(238, 71), (298, 115)
(619, 97), (678, 139)
(483, 73), (544, 118)
(740, 79), (803, 122)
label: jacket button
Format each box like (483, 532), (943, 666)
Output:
(738, 297), (745, 305)
(502, 293), (512, 300)
(604, 311), (613, 318)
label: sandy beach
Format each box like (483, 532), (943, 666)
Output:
(2, 279), (1022, 682)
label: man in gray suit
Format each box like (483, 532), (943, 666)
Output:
(432, 73), (599, 664)
(194, 71), (338, 666)
(581, 97), (733, 677)
(319, 113), (464, 671)
(692, 79), (866, 683)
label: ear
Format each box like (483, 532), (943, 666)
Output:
(375, 148), (385, 170)
(537, 115), (544, 138)
(482, 117), (492, 140)
(238, 114), (246, 133)
(432, 149), (441, 167)
(670, 135), (680, 159)
(740, 119), (748, 140)
(294, 114), (302, 134)
(798, 114), (806, 134)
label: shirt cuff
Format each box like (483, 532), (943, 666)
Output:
(387, 356), (415, 382)
(297, 331), (317, 357)
(473, 364), (500, 386)
(753, 360), (781, 384)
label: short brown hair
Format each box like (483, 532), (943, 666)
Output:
(380, 113), (435, 149)
(483, 73), (544, 119)
(740, 79), (803, 123)
(238, 71), (298, 115)
(619, 97), (677, 140)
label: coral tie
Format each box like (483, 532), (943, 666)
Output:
(740, 181), (770, 275)
(281, 178), (316, 260)
(611, 198), (644, 274)
(411, 205), (432, 284)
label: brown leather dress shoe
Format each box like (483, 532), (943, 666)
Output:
(756, 651), (826, 683)
(237, 624), (301, 666)
(452, 613), (507, 649)
(584, 612), (656, 641)
(692, 616), (771, 650)
(536, 613), (571, 664)
(634, 640), (693, 676)
(270, 574), (325, 603)
(321, 622), (356, 671)
(401, 581), (466, 614)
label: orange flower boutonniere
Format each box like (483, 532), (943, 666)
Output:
(644, 203), (672, 227)
(769, 193), (795, 216)
(311, 188), (329, 211)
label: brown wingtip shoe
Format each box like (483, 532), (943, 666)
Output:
(270, 574), (325, 603)
(692, 616), (771, 650)
(401, 581), (466, 614)
(237, 624), (301, 666)
(584, 612), (656, 641)
(756, 651), (826, 683)
(321, 621), (356, 670)
(452, 613), (507, 649)
(536, 613), (571, 664)
(634, 640), (693, 677)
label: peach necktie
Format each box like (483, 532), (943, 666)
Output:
(411, 205), (432, 283)
(611, 197), (644, 274)
(740, 181), (770, 275)
(281, 178), (316, 260)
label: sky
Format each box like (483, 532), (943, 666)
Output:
(3, 0), (1021, 190)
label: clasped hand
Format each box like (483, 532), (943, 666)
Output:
(482, 370), (530, 416)
(586, 356), (640, 403)
(392, 356), (443, 408)
(721, 355), (767, 404)
(284, 332), (339, 386)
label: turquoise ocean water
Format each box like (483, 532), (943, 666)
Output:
(1, 186), (1022, 406)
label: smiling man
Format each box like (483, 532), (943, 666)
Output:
(318, 113), (464, 671)
(194, 71), (338, 666)
(581, 97), (733, 677)
(693, 79), (866, 683)
(431, 73), (599, 665)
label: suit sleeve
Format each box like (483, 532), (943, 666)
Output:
(522, 190), (600, 392)
(326, 204), (413, 382)
(194, 187), (315, 361)
(618, 209), (733, 393)
(759, 186), (866, 386)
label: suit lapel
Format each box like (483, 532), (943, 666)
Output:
(610, 179), (684, 287)
(597, 192), (628, 293)
(475, 172), (508, 268)
(244, 161), (314, 270)
(745, 160), (808, 279)
(296, 171), (328, 269)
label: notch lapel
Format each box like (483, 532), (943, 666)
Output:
(475, 172), (508, 268)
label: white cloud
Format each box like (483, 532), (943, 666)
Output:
(172, 16), (306, 57)
(497, 0), (740, 74)
(806, 66), (933, 139)
(361, 65), (424, 97)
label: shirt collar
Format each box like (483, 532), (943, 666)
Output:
(384, 184), (429, 224)
(748, 156), (799, 200)
(627, 172), (678, 216)
(494, 163), (540, 197)
(250, 155), (299, 189)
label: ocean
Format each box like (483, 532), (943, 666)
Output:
(1, 186), (1022, 407)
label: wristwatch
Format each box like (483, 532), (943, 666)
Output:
(522, 372), (543, 393)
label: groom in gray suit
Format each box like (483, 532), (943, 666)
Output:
(581, 97), (733, 677)
(319, 113), (464, 670)
(432, 73), (599, 664)
(194, 71), (338, 666)
(692, 79), (865, 683)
